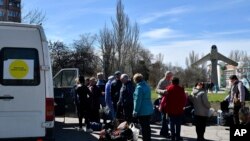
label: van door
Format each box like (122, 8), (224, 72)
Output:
(53, 68), (79, 116)
(0, 47), (45, 138)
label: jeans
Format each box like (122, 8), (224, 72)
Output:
(138, 115), (152, 141)
(169, 115), (183, 139)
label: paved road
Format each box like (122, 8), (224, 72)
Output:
(55, 117), (230, 141)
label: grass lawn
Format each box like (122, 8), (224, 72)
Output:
(151, 88), (228, 103)
(151, 88), (249, 111)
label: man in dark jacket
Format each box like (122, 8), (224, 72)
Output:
(96, 72), (107, 123)
(117, 74), (135, 123)
(75, 76), (92, 132)
(111, 71), (122, 118)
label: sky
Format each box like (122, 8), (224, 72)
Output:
(22, 0), (250, 68)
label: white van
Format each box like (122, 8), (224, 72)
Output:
(0, 22), (54, 140)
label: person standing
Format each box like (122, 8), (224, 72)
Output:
(164, 77), (186, 141)
(156, 71), (173, 138)
(88, 77), (101, 123)
(229, 75), (246, 125)
(97, 72), (106, 108)
(75, 76), (92, 132)
(96, 72), (107, 123)
(189, 82), (211, 141)
(117, 74), (135, 123)
(111, 71), (122, 118)
(105, 75), (115, 120)
(133, 73), (153, 141)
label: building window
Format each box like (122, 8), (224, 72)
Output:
(8, 11), (13, 17)
(0, 11), (3, 16)
(8, 10), (19, 17)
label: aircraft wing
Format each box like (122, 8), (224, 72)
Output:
(191, 53), (211, 66)
(217, 52), (238, 66)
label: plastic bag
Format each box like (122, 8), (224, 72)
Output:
(129, 123), (139, 141)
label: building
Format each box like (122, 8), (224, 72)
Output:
(0, 0), (21, 22)
(224, 64), (237, 88)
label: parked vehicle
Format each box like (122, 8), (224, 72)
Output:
(53, 68), (79, 117)
(0, 22), (54, 140)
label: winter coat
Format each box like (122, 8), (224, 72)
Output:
(189, 88), (211, 117)
(133, 81), (153, 116)
(76, 84), (91, 105)
(97, 79), (106, 93)
(88, 85), (101, 110)
(111, 79), (122, 103)
(118, 80), (135, 106)
(164, 84), (186, 116)
(105, 80), (114, 110)
(229, 80), (246, 104)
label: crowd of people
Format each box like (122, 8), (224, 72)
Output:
(72, 71), (154, 140)
(71, 70), (250, 141)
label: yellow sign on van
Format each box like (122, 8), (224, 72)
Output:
(9, 60), (29, 79)
(3, 59), (34, 80)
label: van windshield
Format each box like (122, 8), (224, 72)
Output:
(0, 47), (40, 85)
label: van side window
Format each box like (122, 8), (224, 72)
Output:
(0, 47), (40, 85)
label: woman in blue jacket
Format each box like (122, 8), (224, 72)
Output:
(133, 73), (153, 141)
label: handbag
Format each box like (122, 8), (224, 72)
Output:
(129, 123), (139, 141)
(159, 96), (167, 113)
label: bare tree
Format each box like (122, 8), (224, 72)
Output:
(111, 0), (141, 73)
(112, 0), (128, 71)
(48, 41), (71, 75)
(99, 25), (116, 77)
(72, 34), (98, 76)
(22, 8), (46, 24)
(183, 51), (207, 87)
(148, 53), (167, 87)
(125, 23), (140, 75)
(229, 50), (249, 65)
(99, 0), (141, 77)
(185, 50), (199, 68)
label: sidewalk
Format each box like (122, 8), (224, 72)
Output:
(139, 123), (230, 141)
(179, 124), (229, 141)
(57, 117), (230, 141)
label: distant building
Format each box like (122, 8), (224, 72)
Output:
(224, 64), (237, 88)
(0, 0), (21, 22)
